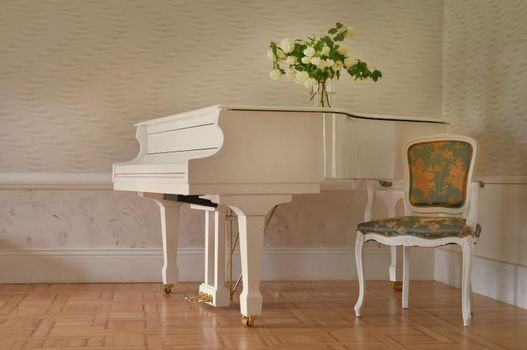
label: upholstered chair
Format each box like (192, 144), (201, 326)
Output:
(354, 134), (481, 326)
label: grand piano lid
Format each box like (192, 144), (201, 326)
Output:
(222, 105), (446, 124)
(135, 104), (446, 127)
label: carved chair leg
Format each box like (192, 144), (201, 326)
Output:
(461, 237), (474, 326)
(402, 246), (410, 309)
(354, 232), (365, 317)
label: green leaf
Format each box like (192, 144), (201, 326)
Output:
(336, 22), (343, 29)
(334, 32), (345, 41)
(270, 41), (278, 57)
(328, 28), (337, 34)
(322, 36), (333, 47)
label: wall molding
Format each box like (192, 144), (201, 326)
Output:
(0, 173), (112, 189)
(0, 247), (434, 283)
(0, 173), (525, 190)
(435, 249), (527, 310)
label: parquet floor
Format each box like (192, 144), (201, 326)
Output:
(0, 281), (526, 349)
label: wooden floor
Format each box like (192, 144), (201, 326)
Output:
(0, 281), (526, 349)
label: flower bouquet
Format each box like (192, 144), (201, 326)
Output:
(268, 22), (382, 107)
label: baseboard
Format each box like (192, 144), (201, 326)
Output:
(434, 248), (527, 309)
(0, 247), (434, 283)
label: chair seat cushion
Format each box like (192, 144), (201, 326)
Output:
(357, 216), (481, 239)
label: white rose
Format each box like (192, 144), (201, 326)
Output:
(286, 56), (298, 65)
(333, 61), (344, 70)
(310, 56), (321, 66)
(325, 59), (335, 68)
(345, 26), (354, 38)
(317, 59), (327, 69)
(344, 57), (358, 68)
(303, 46), (316, 57)
(267, 50), (275, 60)
(295, 71), (309, 83)
(280, 38), (294, 54)
(301, 56), (311, 64)
(304, 78), (317, 89)
(321, 45), (330, 56)
(270, 69), (282, 80)
(277, 50), (286, 59)
(337, 44), (349, 56)
(285, 69), (296, 79)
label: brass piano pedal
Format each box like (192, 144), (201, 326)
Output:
(185, 291), (213, 303)
(163, 284), (174, 294)
(392, 281), (403, 291)
(241, 315), (257, 327)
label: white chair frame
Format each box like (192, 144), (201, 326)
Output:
(354, 134), (480, 326)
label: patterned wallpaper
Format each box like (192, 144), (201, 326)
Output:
(0, 0), (444, 174)
(443, 0), (527, 176)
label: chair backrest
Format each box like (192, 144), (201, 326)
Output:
(403, 134), (478, 216)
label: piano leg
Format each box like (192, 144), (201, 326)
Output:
(140, 193), (182, 293)
(237, 214), (264, 327)
(219, 194), (292, 327)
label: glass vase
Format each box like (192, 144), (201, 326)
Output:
(311, 80), (335, 108)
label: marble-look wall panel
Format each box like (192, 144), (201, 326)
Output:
(0, 190), (165, 249)
(0, 190), (378, 249)
(443, 0), (527, 176)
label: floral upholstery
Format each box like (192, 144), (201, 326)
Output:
(358, 216), (481, 239)
(408, 141), (473, 208)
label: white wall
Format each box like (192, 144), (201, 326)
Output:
(0, 0), (443, 282)
(436, 0), (527, 309)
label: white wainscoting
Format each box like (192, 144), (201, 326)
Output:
(0, 247), (434, 284)
(435, 249), (527, 310)
(435, 180), (527, 309)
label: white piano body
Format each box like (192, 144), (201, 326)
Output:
(113, 105), (445, 322)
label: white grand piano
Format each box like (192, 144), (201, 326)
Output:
(113, 105), (445, 326)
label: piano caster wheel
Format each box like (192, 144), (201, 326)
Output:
(163, 284), (174, 294)
(392, 281), (403, 292)
(241, 316), (257, 327)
